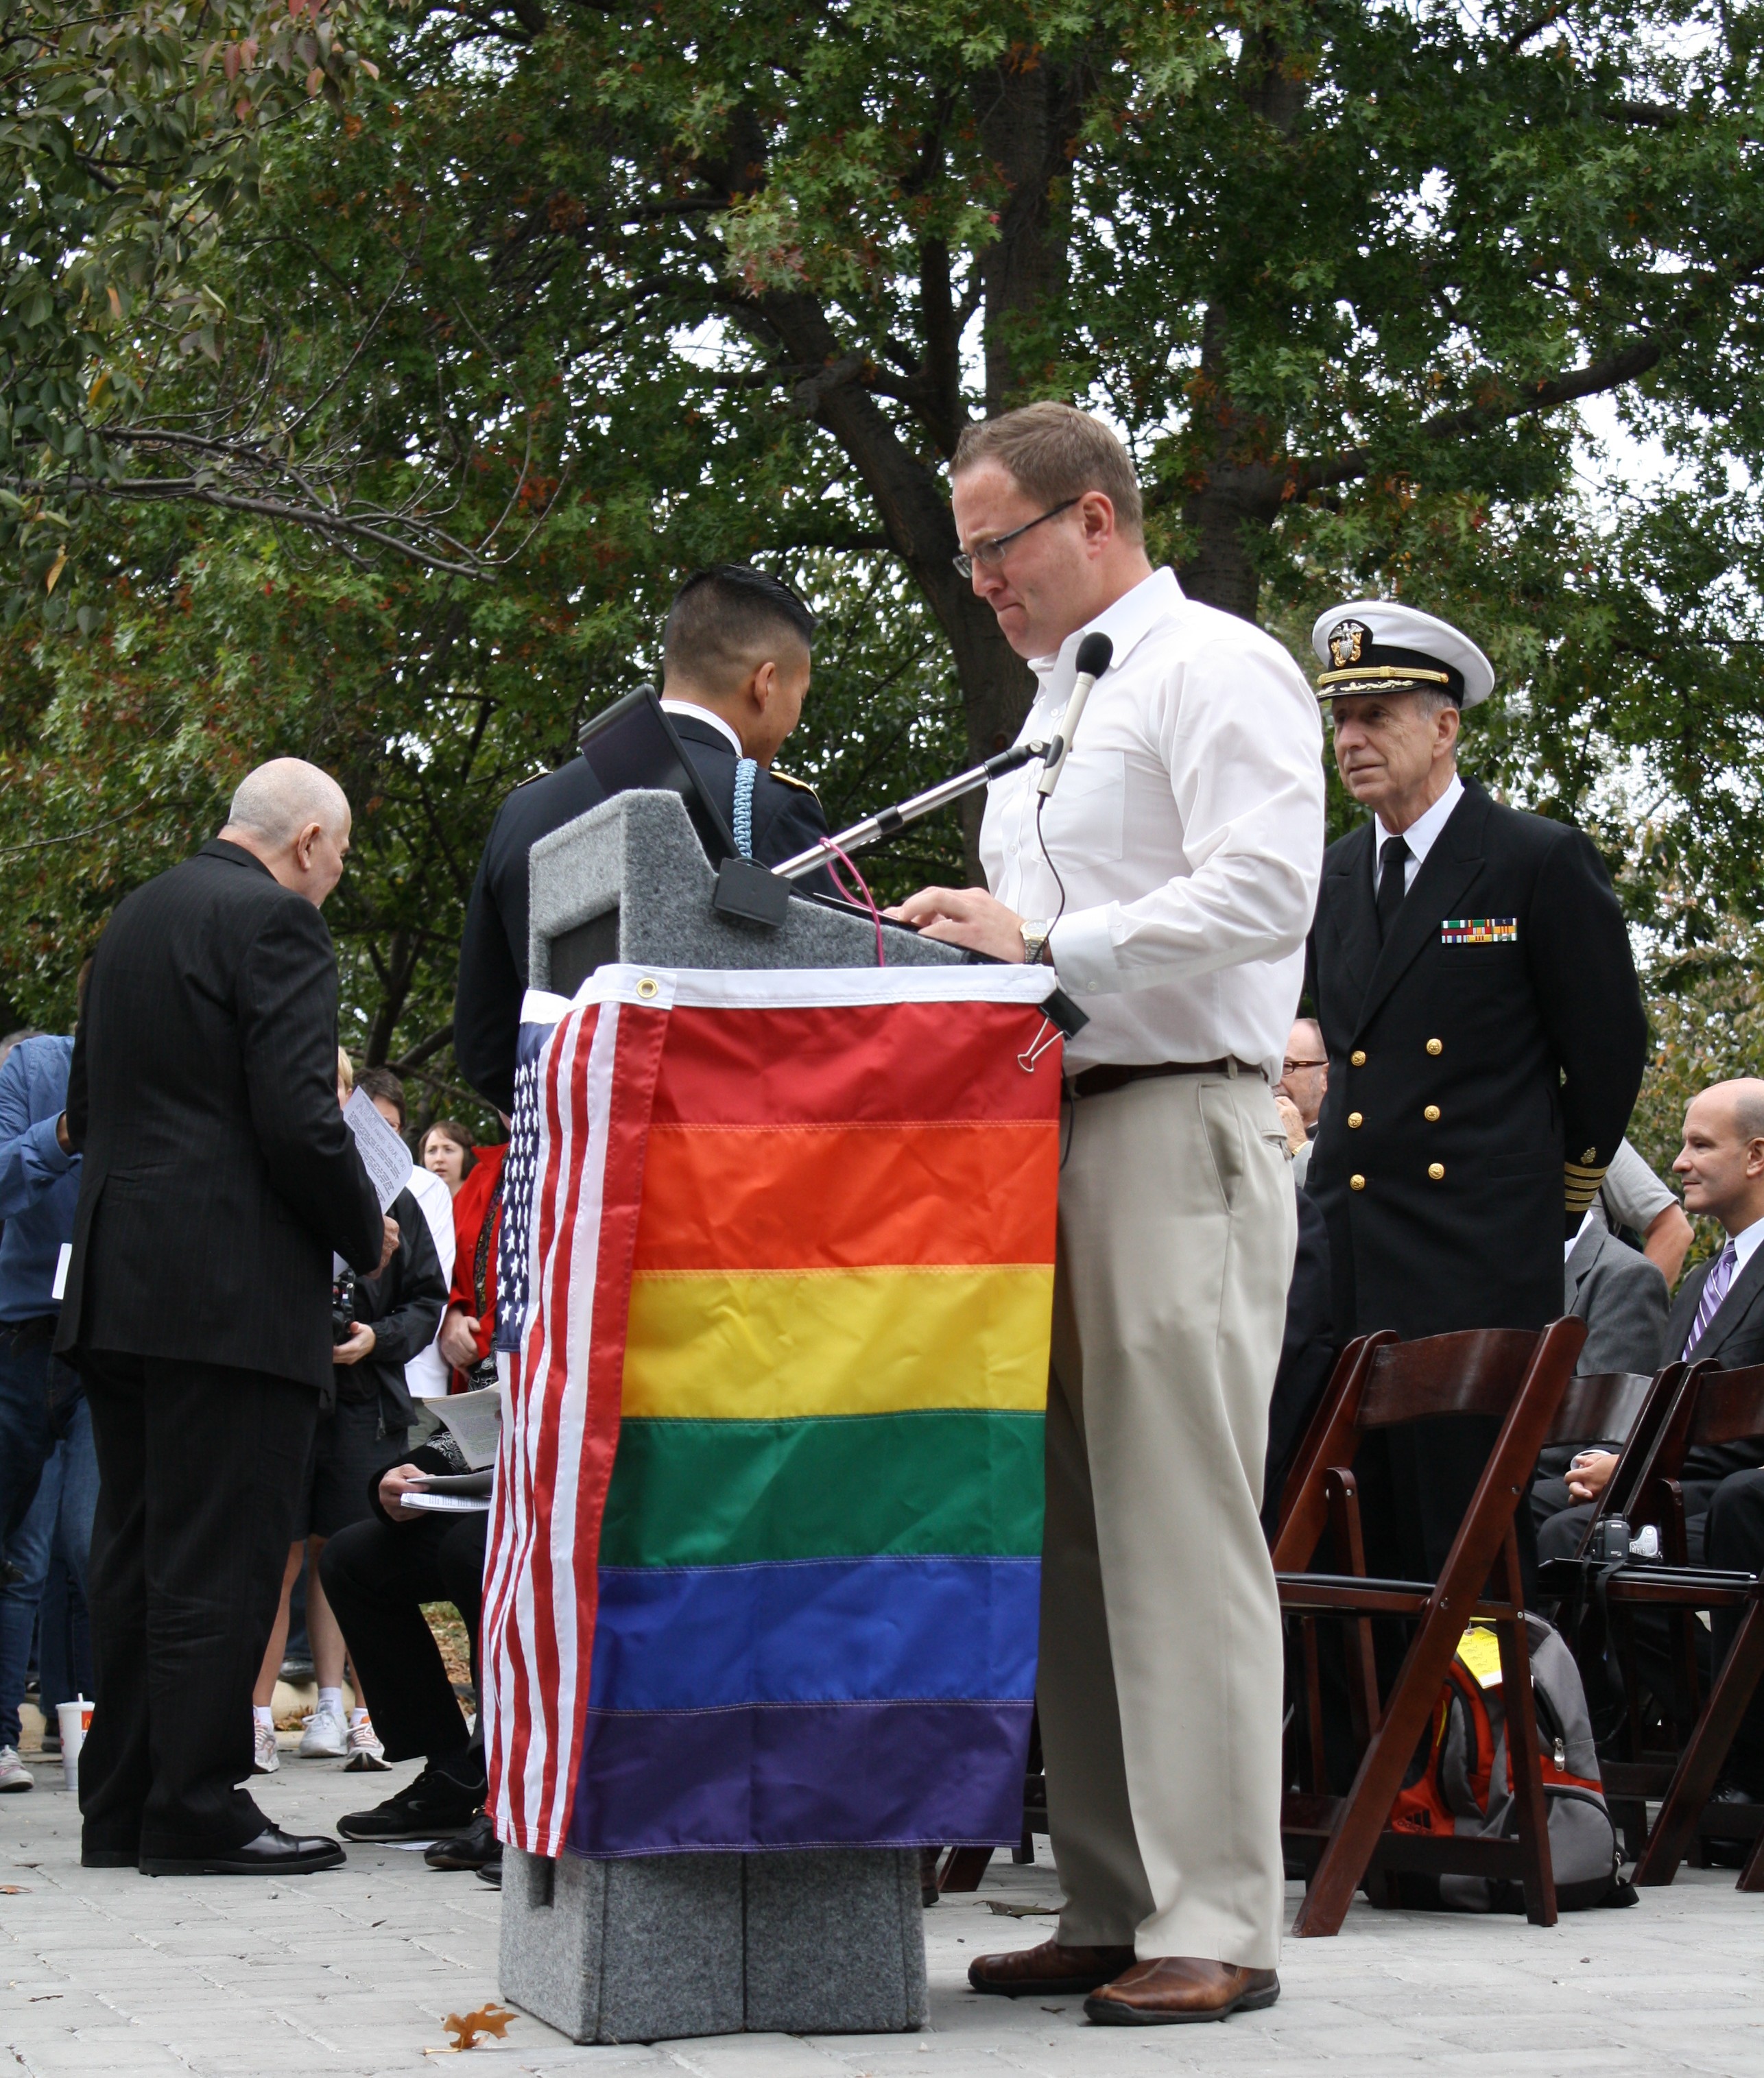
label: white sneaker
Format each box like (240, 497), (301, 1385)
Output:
(298, 1704), (349, 1758)
(252, 1722), (280, 1775)
(0, 1745), (34, 1792)
(344, 1715), (390, 1772)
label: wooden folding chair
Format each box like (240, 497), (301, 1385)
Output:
(1571, 1362), (1764, 1891)
(1273, 1317), (1585, 1937)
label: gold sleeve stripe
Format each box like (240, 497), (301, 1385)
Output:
(1564, 1161), (1608, 1213)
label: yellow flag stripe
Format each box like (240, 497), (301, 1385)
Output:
(621, 1265), (1054, 1420)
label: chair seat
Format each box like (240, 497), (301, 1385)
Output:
(1278, 1572), (1521, 1621)
(1539, 1555), (1756, 1602)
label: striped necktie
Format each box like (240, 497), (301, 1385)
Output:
(1684, 1239), (1738, 1358)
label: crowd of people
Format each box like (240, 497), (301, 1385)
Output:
(3, 403), (1763, 2033)
(0, 938), (513, 1882)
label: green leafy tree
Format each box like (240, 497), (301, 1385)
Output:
(12, 0), (1764, 1077)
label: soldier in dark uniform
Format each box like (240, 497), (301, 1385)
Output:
(1303, 599), (1647, 1582)
(453, 566), (837, 1110)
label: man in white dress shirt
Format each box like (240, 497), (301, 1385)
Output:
(893, 403), (1324, 2024)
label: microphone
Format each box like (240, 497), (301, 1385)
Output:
(1035, 632), (1113, 798)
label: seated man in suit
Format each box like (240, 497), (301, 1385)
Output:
(1538, 1080), (1764, 1564)
(1540, 1079), (1764, 1849)
(454, 564), (836, 1112)
(1529, 1204), (1671, 1535)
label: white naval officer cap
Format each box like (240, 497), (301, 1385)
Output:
(1310, 599), (1496, 709)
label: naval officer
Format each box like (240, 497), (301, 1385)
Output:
(454, 565), (836, 1111)
(1304, 599), (1647, 1580)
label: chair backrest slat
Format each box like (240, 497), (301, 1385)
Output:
(1684, 1362), (1764, 1451)
(1542, 1371), (1656, 1452)
(1359, 1328), (1542, 1427)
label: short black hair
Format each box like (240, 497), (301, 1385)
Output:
(663, 565), (815, 695)
(355, 1065), (407, 1128)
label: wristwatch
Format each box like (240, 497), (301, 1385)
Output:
(1019, 918), (1052, 966)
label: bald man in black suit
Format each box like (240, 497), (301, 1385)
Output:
(58, 760), (390, 1876)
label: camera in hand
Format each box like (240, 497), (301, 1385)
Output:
(332, 1267), (359, 1345)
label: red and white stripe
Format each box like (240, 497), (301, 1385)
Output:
(483, 994), (667, 1856)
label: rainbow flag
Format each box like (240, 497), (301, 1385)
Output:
(484, 963), (1064, 1860)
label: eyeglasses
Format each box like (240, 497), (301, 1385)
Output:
(1280, 1058), (1328, 1077)
(952, 498), (1080, 580)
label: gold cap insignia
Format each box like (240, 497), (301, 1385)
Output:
(1328, 619), (1368, 669)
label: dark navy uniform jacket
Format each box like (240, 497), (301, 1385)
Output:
(1304, 774), (1647, 1577)
(453, 713), (836, 1112)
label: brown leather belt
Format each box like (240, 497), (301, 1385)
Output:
(1067, 1058), (1267, 1100)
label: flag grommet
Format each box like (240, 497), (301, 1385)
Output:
(637, 977), (660, 999)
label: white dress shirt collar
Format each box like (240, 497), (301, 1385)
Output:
(1565, 1206), (1598, 1263)
(660, 698), (744, 757)
(1374, 770), (1464, 890)
(1729, 1214), (1764, 1274)
(1029, 566), (1182, 697)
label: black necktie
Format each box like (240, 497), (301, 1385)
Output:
(1376, 834), (1410, 941)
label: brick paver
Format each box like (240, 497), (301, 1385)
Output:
(2, 1752), (1761, 2074)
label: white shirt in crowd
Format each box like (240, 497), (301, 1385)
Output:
(981, 567), (1326, 1075)
(1589, 1137), (1680, 1242)
(403, 1163), (457, 1400)
(1727, 1213), (1764, 1276)
(1372, 772), (1465, 896)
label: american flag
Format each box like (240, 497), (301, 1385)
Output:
(481, 978), (669, 1856)
(492, 1025), (547, 1354)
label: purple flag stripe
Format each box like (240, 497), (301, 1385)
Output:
(566, 1698), (1034, 1857)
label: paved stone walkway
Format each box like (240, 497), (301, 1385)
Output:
(3, 1751), (1761, 2075)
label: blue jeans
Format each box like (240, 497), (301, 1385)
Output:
(0, 1351), (92, 1749)
(36, 1400), (99, 1718)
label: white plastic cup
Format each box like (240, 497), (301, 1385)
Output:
(56, 1697), (92, 1794)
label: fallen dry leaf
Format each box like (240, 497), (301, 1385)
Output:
(443, 2004), (516, 2051)
(0, 1886), (29, 1896)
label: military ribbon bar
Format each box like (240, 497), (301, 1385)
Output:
(1440, 918), (1518, 945)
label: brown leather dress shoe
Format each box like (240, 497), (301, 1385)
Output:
(1084, 1955), (1280, 2025)
(968, 1938), (1138, 1997)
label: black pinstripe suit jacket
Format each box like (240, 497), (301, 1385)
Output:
(56, 841), (383, 1390)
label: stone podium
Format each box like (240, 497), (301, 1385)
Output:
(499, 789), (964, 2044)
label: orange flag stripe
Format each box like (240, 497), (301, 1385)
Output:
(632, 1119), (1059, 1273)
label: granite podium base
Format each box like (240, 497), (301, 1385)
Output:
(499, 1847), (931, 2044)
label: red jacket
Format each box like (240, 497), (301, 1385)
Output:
(447, 1142), (506, 1385)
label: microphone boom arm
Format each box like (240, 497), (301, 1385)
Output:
(770, 739), (1047, 883)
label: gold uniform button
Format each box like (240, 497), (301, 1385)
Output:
(1428, 1162), (1445, 1181)
(1426, 1038), (1443, 1056)
(1349, 1174), (1366, 1191)
(1348, 1112), (1363, 1129)
(1350, 1049), (1367, 1067)
(1424, 1105), (1440, 1123)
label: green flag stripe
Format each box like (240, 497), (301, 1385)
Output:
(599, 1410), (1045, 1568)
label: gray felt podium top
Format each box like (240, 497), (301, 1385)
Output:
(527, 789), (964, 994)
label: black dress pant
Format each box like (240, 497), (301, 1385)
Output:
(1706, 1468), (1764, 1784)
(80, 1350), (318, 1856)
(320, 1507), (486, 1769)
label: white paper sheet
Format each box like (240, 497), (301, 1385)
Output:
(344, 1085), (415, 1211)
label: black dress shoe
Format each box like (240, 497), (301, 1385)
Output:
(425, 1808), (500, 1871)
(139, 1826), (346, 1876)
(475, 1860), (501, 1889)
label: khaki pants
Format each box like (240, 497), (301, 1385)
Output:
(1041, 1069), (1293, 1967)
